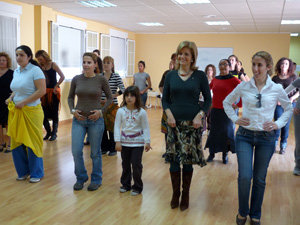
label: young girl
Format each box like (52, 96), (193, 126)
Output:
(114, 86), (151, 196)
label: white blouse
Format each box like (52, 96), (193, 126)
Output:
(223, 76), (293, 131)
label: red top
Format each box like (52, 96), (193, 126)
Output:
(210, 75), (242, 109)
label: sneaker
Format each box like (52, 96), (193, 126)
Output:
(29, 177), (41, 183)
(108, 151), (117, 156)
(43, 133), (51, 140)
(293, 168), (300, 176)
(73, 178), (88, 191)
(206, 154), (215, 162)
(102, 151), (108, 155)
(4, 145), (11, 153)
(16, 174), (29, 181)
(119, 186), (130, 193)
(87, 183), (101, 191)
(131, 190), (141, 196)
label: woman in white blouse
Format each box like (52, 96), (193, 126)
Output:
(223, 51), (293, 225)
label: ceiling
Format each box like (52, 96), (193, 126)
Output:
(16, 0), (300, 33)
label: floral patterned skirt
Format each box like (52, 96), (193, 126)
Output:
(166, 121), (206, 167)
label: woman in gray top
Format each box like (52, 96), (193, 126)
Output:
(285, 77), (300, 175)
(133, 61), (152, 107)
(68, 52), (112, 191)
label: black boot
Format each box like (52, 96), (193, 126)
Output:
(43, 119), (51, 140)
(170, 171), (181, 209)
(180, 170), (193, 211)
(49, 121), (58, 141)
(206, 153), (215, 162)
(222, 152), (228, 164)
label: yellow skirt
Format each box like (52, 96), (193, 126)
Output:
(7, 102), (44, 157)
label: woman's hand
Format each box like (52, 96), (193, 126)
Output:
(145, 143), (152, 152)
(294, 108), (300, 115)
(74, 110), (86, 121)
(53, 85), (59, 94)
(15, 101), (26, 109)
(235, 117), (250, 126)
(115, 142), (122, 152)
(167, 115), (176, 127)
(263, 121), (278, 132)
(192, 113), (203, 129)
(88, 110), (102, 121)
(5, 97), (12, 105)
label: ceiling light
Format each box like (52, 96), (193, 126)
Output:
(78, 0), (116, 8)
(203, 15), (216, 18)
(290, 33), (299, 36)
(138, 22), (164, 27)
(172, 0), (210, 4)
(205, 21), (230, 25)
(281, 20), (300, 25)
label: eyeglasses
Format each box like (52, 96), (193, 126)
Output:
(255, 94), (262, 108)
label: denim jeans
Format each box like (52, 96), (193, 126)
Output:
(294, 111), (300, 172)
(12, 145), (44, 179)
(71, 117), (104, 184)
(141, 92), (148, 107)
(235, 127), (276, 220)
(274, 103), (295, 148)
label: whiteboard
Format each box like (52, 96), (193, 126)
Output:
(196, 47), (233, 74)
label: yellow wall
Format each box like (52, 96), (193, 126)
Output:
(135, 33), (290, 92)
(290, 36), (300, 65)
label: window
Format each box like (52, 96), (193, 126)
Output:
(86, 31), (99, 52)
(0, 1), (21, 69)
(110, 36), (126, 77)
(51, 17), (86, 80)
(100, 34), (110, 58)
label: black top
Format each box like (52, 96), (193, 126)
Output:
(272, 74), (298, 98)
(162, 70), (211, 121)
(0, 69), (13, 104)
(159, 69), (171, 88)
(43, 63), (57, 88)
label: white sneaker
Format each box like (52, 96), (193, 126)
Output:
(293, 168), (300, 176)
(16, 174), (29, 181)
(29, 177), (41, 183)
(131, 190), (141, 196)
(119, 186), (130, 193)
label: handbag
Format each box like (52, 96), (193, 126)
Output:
(103, 102), (119, 132)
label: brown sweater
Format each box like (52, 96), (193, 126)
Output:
(68, 74), (112, 117)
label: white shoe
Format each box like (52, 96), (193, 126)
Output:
(29, 177), (41, 183)
(16, 174), (29, 181)
(131, 190), (141, 196)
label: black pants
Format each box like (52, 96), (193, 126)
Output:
(121, 146), (144, 192)
(101, 129), (116, 153)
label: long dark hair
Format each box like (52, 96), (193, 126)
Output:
(275, 57), (293, 76)
(16, 45), (39, 67)
(121, 86), (142, 111)
(95, 56), (103, 73)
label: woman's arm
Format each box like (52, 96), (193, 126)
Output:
(275, 87), (293, 129)
(53, 62), (65, 93)
(115, 74), (126, 98)
(101, 77), (113, 111)
(162, 73), (176, 127)
(223, 83), (242, 123)
(141, 76), (152, 94)
(15, 79), (46, 109)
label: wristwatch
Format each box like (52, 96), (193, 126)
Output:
(199, 111), (205, 117)
(71, 109), (76, 114)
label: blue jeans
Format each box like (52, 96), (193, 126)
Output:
(274, 103), (295, 148)
(141, 92), (148, 107)
(235, 127), (276, 220)
(12, 145), (44, 179)
(71, 117), (104, 184)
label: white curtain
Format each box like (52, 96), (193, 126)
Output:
(0, 15), (17, 69)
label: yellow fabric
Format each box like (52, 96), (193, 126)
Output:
(7, 102), (44, 157)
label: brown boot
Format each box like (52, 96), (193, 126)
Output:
(170, 171), (181, 209)
(180, 170), (193, 211)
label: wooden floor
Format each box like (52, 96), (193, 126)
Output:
(0, 108), (299, 225)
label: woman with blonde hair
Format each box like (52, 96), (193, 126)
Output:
(224, 51), (292, 225)
(100, 56), (125, 156)
(35, 50), (65, 141)
(0, 52), (13, 153)
(162, 40), (211, 211)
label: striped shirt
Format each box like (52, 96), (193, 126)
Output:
(101, 73), (125, 104)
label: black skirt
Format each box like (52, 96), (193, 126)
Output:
(205, 108), (235, 154)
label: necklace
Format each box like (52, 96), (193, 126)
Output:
(178, 69), (191, 76)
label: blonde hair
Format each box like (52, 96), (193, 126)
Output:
(252, 51), (273, 75)
(103, 56), (115, 73)
(0, 52), (12, 69)
(175, 41), (198, 70)
(35, 50), (52, 64)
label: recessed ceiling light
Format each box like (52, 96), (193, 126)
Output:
(138, 22), (164, 27)
(205, 21), (230, 25)
(203, 15), (216, 18)
(172, 0), (210, 4)
(290, 33), (299, 36)
(78, 0), (116, 8)
(281, 20), (300, 25)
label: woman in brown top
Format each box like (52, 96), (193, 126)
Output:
(68, 52), (112, 191)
